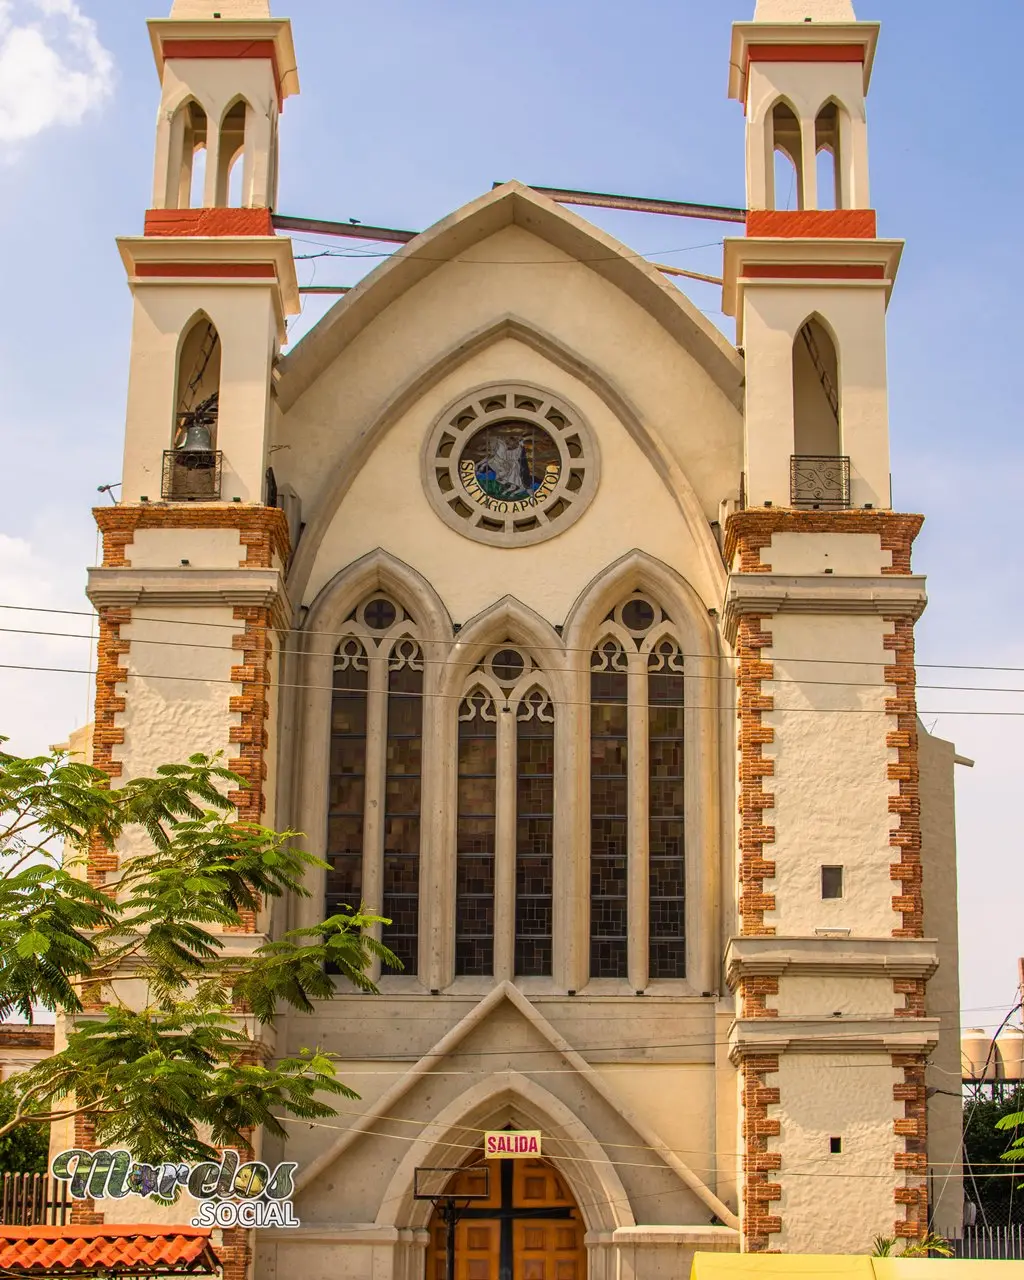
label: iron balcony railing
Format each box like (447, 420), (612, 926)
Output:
(0, 1172), (71, 1226)
(162, 449), (223, 501)
(790, 454), (851, 509)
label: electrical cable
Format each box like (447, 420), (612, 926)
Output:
(0, 601), (1019, 676)
(2, 622), (1022, 700)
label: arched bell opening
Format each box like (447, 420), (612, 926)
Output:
(216, 98), (250, 206)
(770, 100), (804, 211)
(426, 1158), (586, 1280)
(168, 99), (208, 210)
(792, 316), (848, 509)
(165, 314), (222, 501)
(815, 100), (844, 210)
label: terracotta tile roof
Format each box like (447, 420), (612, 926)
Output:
(0, 1224), (219, 1276)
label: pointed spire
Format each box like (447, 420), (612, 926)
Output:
(169, 0), (271, 17)
(753, 0), (856, 20)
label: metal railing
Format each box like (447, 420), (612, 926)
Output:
(161, 449), (223, 501)
(790, 454), (851, 509)
(0, 1172), (71, 1226)
(950, 1224), (1024, 1260)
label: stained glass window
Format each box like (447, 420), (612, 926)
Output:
(456, 691), (497, 976)
(326, 639), (368, 922)
(648, 640), (685, 978)
(383, 641), (423, 974)
(515, 691), (554, 977)
(590, 642), (629, 978)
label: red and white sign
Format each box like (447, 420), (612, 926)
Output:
(484, 1131), (542, 1158)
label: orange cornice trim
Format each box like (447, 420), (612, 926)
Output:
(135, 262), (277, 279)
(742, 263), (885, 280)
(160, 38), (282, 106)
(748, 43), (865, 65)
(746, 210), (877, 240)
(144, 208), (275, 238)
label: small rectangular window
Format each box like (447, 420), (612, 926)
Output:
(829, 1136), (843, 1155)
(821, 865), (844, 900)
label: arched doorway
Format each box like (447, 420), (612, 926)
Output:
(428, 1158), (586, 1280)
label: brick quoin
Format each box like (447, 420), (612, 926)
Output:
(93, 505), (290, 570)
(741, 1055), (782, 1252)
(88, 608), (131, 885)
(892, 1053), (929, 1238)
(736, 614), (775, 937)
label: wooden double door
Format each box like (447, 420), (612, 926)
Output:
(429, 1159), (586, 1280)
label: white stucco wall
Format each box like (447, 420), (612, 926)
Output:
(764, 613), (894, 936)
(774, 1053), (898, 1254)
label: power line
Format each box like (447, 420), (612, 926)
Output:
(1, 601), (1021, 676)
(2, 622), (1023, 699)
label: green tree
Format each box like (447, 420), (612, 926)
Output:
(963, 1089), (1024, 1226)
(0, 1084), (48, 1174)
(0, 742), (396, 1163)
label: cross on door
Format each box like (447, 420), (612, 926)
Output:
(457, 1161), (577, 1280)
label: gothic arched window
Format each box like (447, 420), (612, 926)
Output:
(589, 595), (686, 986)
(455, 648), (556, 980)
(326, 596), (423, 976)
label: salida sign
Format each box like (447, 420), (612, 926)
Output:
(51, 1149), (301, 1229)
(483, 1131), (543, 1158)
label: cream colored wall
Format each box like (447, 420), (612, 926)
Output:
(765, 613), (894, 936)
(275, 224), (742, 561)
(153, 59), (277, 210)
(121, 283), (277, 503)
(113, 608), (242, 826)
(774, 1053), (899, 1253)
(762, 531), (888, 575)
(918, 728), (964, 1237)
(772, 976), (896, 1019)
(746, 61), (869, 211)
(742, 284), (891, 509)
(127, 527), (246, 568)
(305, 337), (718, 622)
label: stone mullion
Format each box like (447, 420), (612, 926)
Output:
(627, 656), (649, 993)
(362, 653), (389, 985)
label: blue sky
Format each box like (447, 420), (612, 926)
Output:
(0, 0), (1020, 1029)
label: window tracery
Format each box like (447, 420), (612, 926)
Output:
(326, 596), (423, 976)
(589, 594), (686, 984)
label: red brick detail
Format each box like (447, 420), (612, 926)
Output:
(885, 616), (923, 938)
(68, 1118), (103, 1226)
(892, 1053), (928, 1239)
(742, 263), (885, 281)
(217, 1226), (252, 1280)
(748, 44), (866, 66)
(94, 506), (290, 570)
(741, 1054), (782, 1251)
(741, 976), (779, 1019)
(745, 210), (877, 240)
(160, 38), (283, 106)
(88, 608), (132, 885)
(144, 208), (275, 238)
(894, 978), (927, 1018)
(134, 262), (277, 280)
(0, 1026), (54, 1050)
(737, 616), (776, 936)
(723, 510), (924, 576)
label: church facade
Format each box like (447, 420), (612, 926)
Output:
(71, 0), (964, 1273)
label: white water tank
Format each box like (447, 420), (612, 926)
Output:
(962, 1028), (998, 1080)
(997, 1028), (1024, 1081)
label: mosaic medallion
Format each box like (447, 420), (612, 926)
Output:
(423, 385), (599, 546)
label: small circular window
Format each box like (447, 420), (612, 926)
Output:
(423, 384), (599, 546)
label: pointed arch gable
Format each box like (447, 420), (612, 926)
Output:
(276, 182), (743, 415)
(303, 546), (452, 644)
(563, 549), (718, 658)
(373, 1071), (636, 1234)
(443, 595), (567, 703)
(286, 316), (728, 612)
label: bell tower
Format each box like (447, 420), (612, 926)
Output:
(724, 0), (900, 512)
(87, 0), (300, 895)
(721, 0), (937, 1258)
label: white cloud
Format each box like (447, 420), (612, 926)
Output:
(0, 0), (113, 146)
